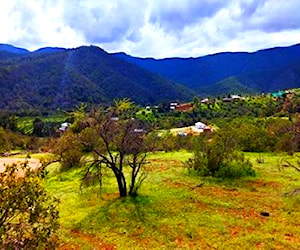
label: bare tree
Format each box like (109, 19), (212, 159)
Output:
(81, 108), (148, 197)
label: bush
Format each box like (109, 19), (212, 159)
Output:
(184, 129), (256, 179)
(214, 157), (256, 179)
(0, 162), (59, 248)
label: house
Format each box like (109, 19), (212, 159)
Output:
(170, 102), (178, 110)
(223, 95), (243, 102)
(195, 122), (206, 129)
(170, 121), (212, 136)
(231, 95), (241, 100)
(194, 122), (212, 133)
(175, 102), (194, 112)
(59, 122), (70, 132)
(201, 98), (209, 104)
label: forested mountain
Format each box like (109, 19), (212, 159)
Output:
(113, 44), (300, 95)
(0, 45), (194, 113)
(0, 43), (299, 114)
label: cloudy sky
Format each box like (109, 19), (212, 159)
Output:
(1, 0), (300, 58)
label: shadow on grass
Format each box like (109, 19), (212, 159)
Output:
(74, 194), (161, 232)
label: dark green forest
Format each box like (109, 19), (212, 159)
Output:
(1, 43), (300, 115)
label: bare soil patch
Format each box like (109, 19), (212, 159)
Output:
(0, 157), (40, 172)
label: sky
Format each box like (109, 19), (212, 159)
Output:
(1, 0), (300, 58)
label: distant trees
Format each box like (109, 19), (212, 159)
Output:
(213, 116), (300, 154)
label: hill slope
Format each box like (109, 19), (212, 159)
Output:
(113, 44), (300, 95)
(0, 45), (194, 113)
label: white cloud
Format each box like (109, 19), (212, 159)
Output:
(0, 0), (299, 57)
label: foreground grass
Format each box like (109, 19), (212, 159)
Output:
(44, 151), (300, 249)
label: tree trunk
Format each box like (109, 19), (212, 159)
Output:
(129, 174), (136, 196)
(115, 171), (127, 197)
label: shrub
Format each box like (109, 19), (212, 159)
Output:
(0, 162), (59, 248)
(184, 129), (256, 179)
(51, 132), (83, 171)
(214, 156), (256, 179)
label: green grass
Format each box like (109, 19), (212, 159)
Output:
(44, 151), (300, 249)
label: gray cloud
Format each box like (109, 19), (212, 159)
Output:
(149, 0), (227, 32)
(239, 0), (266, 18)
(62, 0), (145, 43)
(239, 0), (300, 32)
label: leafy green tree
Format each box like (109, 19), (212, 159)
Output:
(52, 132), (84, 171)
(113, 98), (134, 112)
(0, 110), (17, 131)
(68, 103), (87, 133)
(0, 162), (59, 248)
(112, 98), (137, 119)
(235, 123), (269, 152)
(266, 117), (300, 154)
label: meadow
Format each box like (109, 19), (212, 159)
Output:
(1, 93), (300, 248)
(39, 151), (300, 249)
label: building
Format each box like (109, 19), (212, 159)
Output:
(59, 122), (70, 132)
(175, 103), (194, 112)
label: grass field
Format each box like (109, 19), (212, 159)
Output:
(42, 151), (300, 249)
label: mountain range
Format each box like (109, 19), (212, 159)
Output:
(113, 44), (300, 95)
(0, 43), (299, 113)
(0, 44), (193, 113)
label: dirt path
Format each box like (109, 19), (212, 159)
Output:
(0, 157), (40, 172)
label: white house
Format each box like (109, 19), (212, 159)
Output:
(195, 122), (207, 129)
(59, 122), (70, 132)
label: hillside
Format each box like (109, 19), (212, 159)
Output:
(0, 45), (194, 113)
(113, 44), (300, 95)
(1, 43), (300, 113)
(198, 77), (257, 96)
